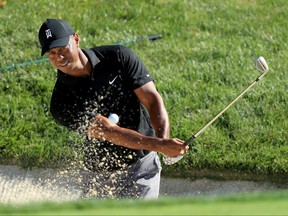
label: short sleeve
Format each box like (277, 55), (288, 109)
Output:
(119, 46), (154, 90)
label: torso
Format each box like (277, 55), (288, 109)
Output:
(50, 45), (155, 171)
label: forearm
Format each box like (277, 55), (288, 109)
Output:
(87, 122), (164, 152)
(86, 115), (186, 157)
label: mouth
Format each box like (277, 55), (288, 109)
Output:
(58, 60), (69, 68)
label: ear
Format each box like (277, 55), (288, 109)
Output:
(73, 33), (80, 47)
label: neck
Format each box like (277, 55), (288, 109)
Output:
(68, 48), (92, 77)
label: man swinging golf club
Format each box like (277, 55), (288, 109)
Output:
(38, 18), (188, 199)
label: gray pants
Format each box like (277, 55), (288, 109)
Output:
(83, 152), (162, 199)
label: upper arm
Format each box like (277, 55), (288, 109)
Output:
(134, 81), (170, 138)
(134, 81), (163, 110)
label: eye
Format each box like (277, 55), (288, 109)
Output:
(47, 50), (56, 56)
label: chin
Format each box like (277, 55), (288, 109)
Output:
(58, 65), (71, 73)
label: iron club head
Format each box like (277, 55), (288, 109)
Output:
(254, 56), (269, 74)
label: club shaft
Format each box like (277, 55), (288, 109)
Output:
(0, 34), (162, 71)
(185, 72), (266, 146)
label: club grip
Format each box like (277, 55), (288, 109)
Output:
(184, 134), (196, 146)
(148, 34), (162, 41)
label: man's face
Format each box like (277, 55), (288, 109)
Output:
(46, 34), (79, 74)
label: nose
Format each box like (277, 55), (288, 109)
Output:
(56, 53), (65, 61)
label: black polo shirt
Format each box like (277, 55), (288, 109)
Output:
(50, 45), (156, 172)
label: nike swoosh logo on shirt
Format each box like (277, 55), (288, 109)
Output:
(109, 75), (119, 85)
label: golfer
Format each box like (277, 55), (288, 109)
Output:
(38, 18), (188, 199)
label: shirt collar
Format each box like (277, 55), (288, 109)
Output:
(82, 48), (100, 69)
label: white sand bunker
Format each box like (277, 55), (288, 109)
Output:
(1, 165), (286, 205)
(0, 165), (82, 204)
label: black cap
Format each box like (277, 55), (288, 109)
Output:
(38, 19), (75, 56)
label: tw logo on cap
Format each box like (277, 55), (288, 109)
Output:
(45, 29), (52, 39)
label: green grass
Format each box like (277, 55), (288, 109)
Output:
(1, 0), (288, 176)
(1, 190), (288, 215)
(1, 1), (288, 214)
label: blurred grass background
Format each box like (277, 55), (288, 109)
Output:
(0, 0), (287, 176)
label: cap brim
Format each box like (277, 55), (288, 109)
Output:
(41, 35), (70, 56)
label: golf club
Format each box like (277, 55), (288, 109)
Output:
(163, 56), (269, 165)
(0, 34), (162, 71)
